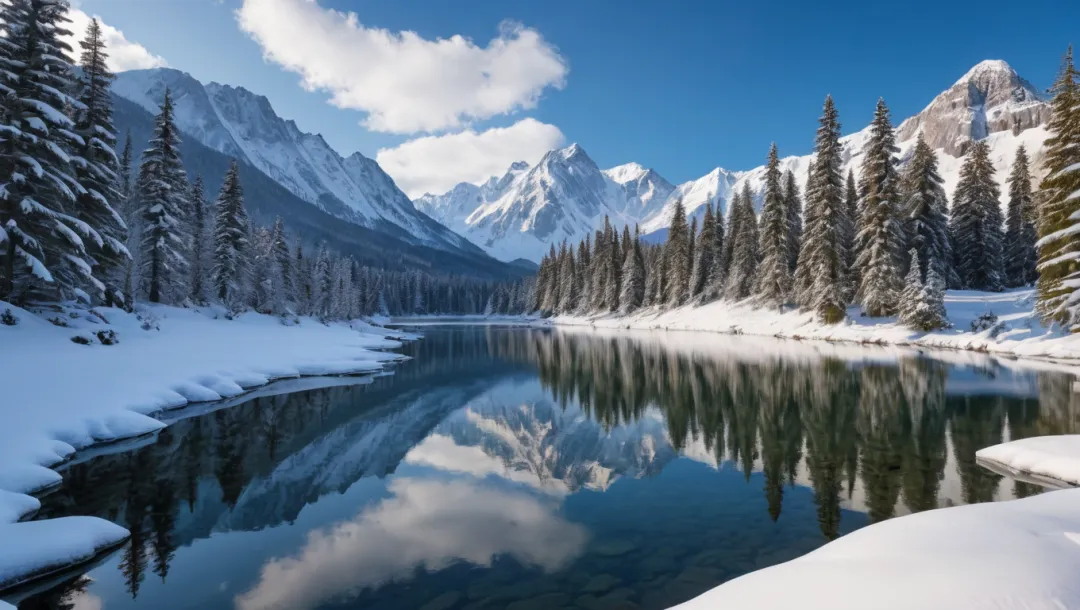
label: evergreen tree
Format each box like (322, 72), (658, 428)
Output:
(783, 170), (803, 273)
(855, 98), (904, 317)
(605, 224), (621, 311)
(793, 160), (818, 304)
(1035, 46), (1080, 325)
(589, 227), (607, 312)
(558, 242), (576, 313)
(726, 184), (760, 300)
(756, 143), (790, 308)
(541, 243), (559, 314)
(690, 203), (716, 300)
(899, 250), (949, 331)
(74, 17), (127, 306)
(665, 199), (691, 306)
(619, 227), (646, 313)
(188, 176), (208, 303)
(135, 88), (189, 303)
(270, 216), (292, 303)
(949, 140), (1004, 291)
(902, 135), (953, 285)
(1004, 145), (1037, 287)
(705, 196), (727, 299)
(794, 95), (849, 323)
(211, 160), (249, 305)
(576, 237), (591, 313)
(0, 0), (99, 303)
(843, 169), (859, 299)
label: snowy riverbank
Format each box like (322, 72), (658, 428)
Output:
(0, 301), (413, 592)
(547, 288), (1080, 363)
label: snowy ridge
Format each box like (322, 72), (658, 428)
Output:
(421, 59), (1051, 260)
(111, 68), (474, 253)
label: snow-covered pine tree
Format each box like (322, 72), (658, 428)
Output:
(576, 236), (591, 313)
(0, 0), (100, 304)
(706, 197), (727, 300)
(119, 129), (133, 202)
(793, 95), (849, 323)
(619, 227), (646, 313)
(901, 135), (953, 286)
(1004, 145), (1037, 287)
(135, 88), (189, 303)
(188, 176), (208, 303)
(783, 170), (802, 273)
(855, 98), (904, 317)
(270, 216), (292, 304)
(247, 225), (274, 313)
(793, 160), (818, 304)
(541, 243), (558, 314)
(605, 223), (621, 311)
(689, 203), (715, 299)
(688, 215), (697, 286)
(590, 226), (607, 312)
(74, 17), (127, 306)
(1035, 46), (1080, 325)
(843, 169), (859, 299)
(211, 160), (249, 306)
(949, 140), (1005, 291)
(726, 183), (759, 300)
(898, 249), (949, 331)
(558, 241), (576, 313)
(756, 143), (790, 308)
(664, 199), (690, 307)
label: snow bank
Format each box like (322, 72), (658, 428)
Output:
(0, 300), (411, 592)
(977, 436), (1080, 488)
(0, 518), (129, 590)
(550, 289), (1080, 362)
(671, 488), (1080, 610)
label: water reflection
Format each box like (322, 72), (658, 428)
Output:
(13, 326), (1080, 610)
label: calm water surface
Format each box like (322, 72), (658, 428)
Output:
(9, 326), (1080, 610)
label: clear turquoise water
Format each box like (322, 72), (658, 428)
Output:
(10, 326), (1075, 610)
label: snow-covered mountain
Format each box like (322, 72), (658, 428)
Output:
(111, 68), (477, 254)
(421, 59), (1051, 261)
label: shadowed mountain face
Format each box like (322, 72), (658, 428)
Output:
(18, 327), (1076, 610)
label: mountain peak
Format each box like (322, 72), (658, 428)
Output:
(560, 143), (587, 160)
(508, 160), (529, 172)
(953, 59), (1015, 86)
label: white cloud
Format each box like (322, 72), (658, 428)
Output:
(63, 9), (167, 72)
(377, 118), (564, 198)
(234, 477), (587, 610)
(236, 0), (568, 134)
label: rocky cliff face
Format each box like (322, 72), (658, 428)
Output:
(896, 60), (1049, 155)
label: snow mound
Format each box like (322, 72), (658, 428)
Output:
(0, 517), (129, 590)
(977, 436), (1080, 488)
(671, 488), (1080, 610)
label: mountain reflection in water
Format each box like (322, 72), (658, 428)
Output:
(14, 326), (1079, 610)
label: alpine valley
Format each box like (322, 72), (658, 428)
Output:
(416, 59), (1051, 263)
(107, 68), (521, 279)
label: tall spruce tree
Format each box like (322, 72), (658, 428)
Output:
(211, 160), (249, 305)
(605, 224), (621, 311)
(558, 242), (577, 313)
(794, 95), (849, 323)
(135, 88), (189, 303)
(270, 216), (292, 303)
(793, 160), (818, 304)
(902, 135), (953, 285)
(855, 98), (904, 316)
(188, 176), (208, 303)
(1004, 145), (1037, 287)
(690, 203), (716, 299)
(665, 199), (691, 306)
(783, 170), (803, 273)
(0, 0), (100, 303)
(726, 183), (759, 300)
(899, 249), (949, 331)
(576, 236), (591, 313)
(949, 140), (1005, 291)
(704, 199), (727, 300)
(1036, 47), (1080, 325)
(74, 17), (127, 306)
(756, 143), (790, 308)
(619, 227), (646, 313)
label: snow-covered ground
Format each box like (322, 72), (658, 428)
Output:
(0, 301), (412, 591)
(977, 436), (1080, 489)
(671, 487), (1080, 610)
(547, 288), (1080, 362)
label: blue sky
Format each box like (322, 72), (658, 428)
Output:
(77, 0), (1078, 196)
